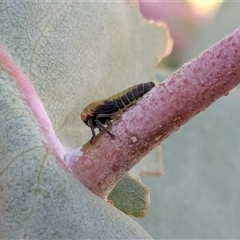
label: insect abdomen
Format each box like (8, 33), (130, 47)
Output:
(112, 82), (155, 110)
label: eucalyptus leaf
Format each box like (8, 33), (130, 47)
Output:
(108, 173), (150, 218)
(0, 1), (169, 238)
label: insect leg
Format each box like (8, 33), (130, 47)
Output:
(87, 118), (96, 143)
(95, 119), (115, 139)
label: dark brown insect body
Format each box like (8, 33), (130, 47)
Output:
(81, 82), (155, 143)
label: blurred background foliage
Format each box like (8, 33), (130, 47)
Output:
(134, 1), (240, 238)
(139, 0), (223, 68)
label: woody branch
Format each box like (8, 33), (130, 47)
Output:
(64, 27), (240, 200)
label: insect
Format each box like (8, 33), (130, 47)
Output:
(80, 82), (155, 143)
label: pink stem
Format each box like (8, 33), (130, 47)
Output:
(65, 27), (240, 199)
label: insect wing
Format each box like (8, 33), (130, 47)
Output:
(93, 100), (119, 115)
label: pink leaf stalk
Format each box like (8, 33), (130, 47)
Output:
(0, 46), (67, 162)
(67, 27), (240, 200)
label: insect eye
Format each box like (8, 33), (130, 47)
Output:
(80, 111), (88, 121)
